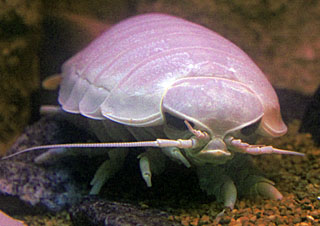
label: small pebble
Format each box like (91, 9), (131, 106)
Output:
(200, 215), (210, 223)
(301, 198), (311, 204)
(249, 215), (257, 222)
(238, 216), (249, 223)
(181, 218), (190, 226)
(229, 221), (242, 226)
(292, 216), (301, 223)
(296, 222), (309, 226)
(306, 215), (314, 221)
(190, 217), (199, 226)
(310, 210), (319, 218)
(267, 215), (276, 221)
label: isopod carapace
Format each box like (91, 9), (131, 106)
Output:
(60, 13), (286, 137)
(5, 13), (304, 209)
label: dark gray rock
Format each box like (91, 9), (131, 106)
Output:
(69, 196), (181, 226)
(0, 160), (83, 213)
(0, 116), (91, 213)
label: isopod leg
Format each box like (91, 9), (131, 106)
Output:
(255, 181), (283, 200)
(242, 175), (283, 200)
(35, 148), (69, 164)
(227, 155), (283, 200)
(138, 154), (152, 187)
(197, 165), (237, 209)
(89, 149), (127, 194)
(162, 147), (191, 168)
(137, 148), (166, 187)
(220, 176), (237, 209)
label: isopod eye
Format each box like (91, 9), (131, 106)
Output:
(240, 119), (261, 136)
(164, 113), (193, 131)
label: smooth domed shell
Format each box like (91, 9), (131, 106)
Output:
(58, 13), (287, 136)
(161, 77), (264, 137)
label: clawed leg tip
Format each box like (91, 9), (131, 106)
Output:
(142, 173), (152, 187)
(214, 208), (226, 224)
(256, 182), (283, 200)
(223, 201), (235, 210)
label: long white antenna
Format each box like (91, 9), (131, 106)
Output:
(1, 139), (195, 160)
